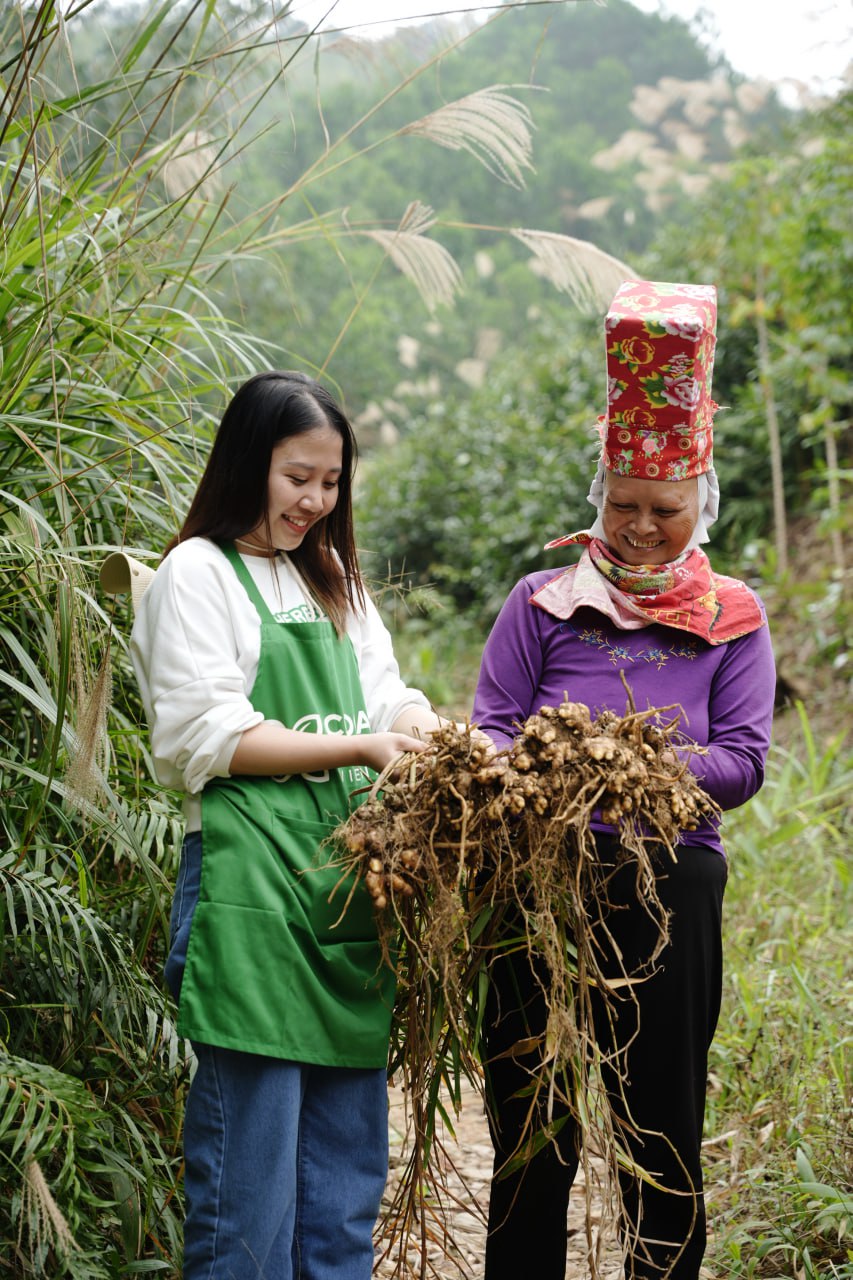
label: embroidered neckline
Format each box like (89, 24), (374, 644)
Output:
(562, 619), (699, 668)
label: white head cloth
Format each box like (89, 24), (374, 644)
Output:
(585, 463), (720, 550)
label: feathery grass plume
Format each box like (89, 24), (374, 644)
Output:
(678, 80), (723, 129)
(365, 203), (463, 313)
(722, 111), (750, 150)
(592, 128), (657, 171)
(155, 130), (223, 204)
(455, 357), (487, 388)
(630, 83), (676, 126)
(322, 33), (385, 73)
(397, 335), (420, 369)
(511, 229), (633, 312)
(64, 634), (113, 817)
(475, 326), (501, 361)
(399, 85), (536, 189)
(678, 171), (712, 198)
(576, 195), (616, 220)
(18, 1159), (80, 1265)
(736, 80), (771, 113)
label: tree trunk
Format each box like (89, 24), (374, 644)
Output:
(754, 282), (788, 575)
(824, 420), (846, 577)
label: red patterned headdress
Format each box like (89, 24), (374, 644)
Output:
(601, 279), (718, 481)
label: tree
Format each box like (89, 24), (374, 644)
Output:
(356, 313), (604, 624)
(645, 92), (852, 573)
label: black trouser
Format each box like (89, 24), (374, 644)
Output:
(481, 837), (727, 1280)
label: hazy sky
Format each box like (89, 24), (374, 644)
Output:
(291, 0), (852, 95)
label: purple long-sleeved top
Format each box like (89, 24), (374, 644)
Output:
(472, 568), (776, 856)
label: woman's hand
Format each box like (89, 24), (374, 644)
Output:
(357, 731), (428, 773)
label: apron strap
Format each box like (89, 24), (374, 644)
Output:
(220, 543), (278, 623)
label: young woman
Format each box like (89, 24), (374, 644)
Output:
(131, 370), (443, 1279)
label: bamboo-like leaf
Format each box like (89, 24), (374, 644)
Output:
(0, 851), (176, 1061)
(511, 228), (634, 312)
(0, 1053), (103, 1174)
(0, 1053), (181, 1271)
(364, 203), (462, 313)
(400, 85), (536, 189)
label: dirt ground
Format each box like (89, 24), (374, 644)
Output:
(376, 1080), (625, 1280)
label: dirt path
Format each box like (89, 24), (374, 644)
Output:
(377, 1081), (624, 1280)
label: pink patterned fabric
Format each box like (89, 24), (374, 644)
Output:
(602, 279), (718, 480)
(531, 536), (765, 645)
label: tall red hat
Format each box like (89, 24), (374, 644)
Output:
(601, 279), (718, 481)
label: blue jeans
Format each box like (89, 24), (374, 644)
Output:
(168, 836), (389, 1279)
(165, 832), (203, 1004)
(183, 1046), (389, 1279)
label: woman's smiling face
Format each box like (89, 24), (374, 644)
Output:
(241, 425), (343, 555)
(601, 472), (699, 566)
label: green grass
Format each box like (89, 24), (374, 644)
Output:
(703, 707), (852, 1277)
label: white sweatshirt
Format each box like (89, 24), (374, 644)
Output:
(130, 537), (431, 829)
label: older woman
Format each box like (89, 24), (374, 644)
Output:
(472, 280), (776, 1280)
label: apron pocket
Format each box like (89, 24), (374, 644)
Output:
(179, 901), (393, 1066)
(272, 812), (377, 945)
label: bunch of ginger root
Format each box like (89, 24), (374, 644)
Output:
(333, 695), (719, 1279)
(338, 694), (718, 918)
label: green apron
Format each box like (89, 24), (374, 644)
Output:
(178, 544), (395, 1067)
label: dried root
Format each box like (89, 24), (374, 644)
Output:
(333, 694), (719, 1279)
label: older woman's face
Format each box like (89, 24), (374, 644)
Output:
(601, 473), (700, 566)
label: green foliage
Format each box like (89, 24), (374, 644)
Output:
(0, 0), (847, 1272)
(359, 93), (852, 705)
(640, 93), (852, 724)
(228, 0), (789, 409)
(645, 92), (853, 561)
(703, 708), (852, 1275)
(357, 314), (603, 624)
(0, 1), (654, 1266)
(0, 0), (280, 1269)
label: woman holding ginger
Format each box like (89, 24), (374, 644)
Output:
(131, 371), (444, 1279)
(473, 280), (776, 1279)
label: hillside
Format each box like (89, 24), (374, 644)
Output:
(212, 0), (793, 410)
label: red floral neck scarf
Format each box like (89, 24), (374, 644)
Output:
(531, 535), (765, 645)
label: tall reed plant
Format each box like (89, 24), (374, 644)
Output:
(0, 1), (279, 1269)
(0, 2), (632, 1271)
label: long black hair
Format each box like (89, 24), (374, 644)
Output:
(165, 371), (364, 632)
